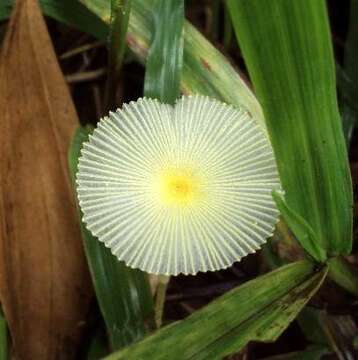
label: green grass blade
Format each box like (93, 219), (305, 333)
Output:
(104, 0), (132, 111)
(273, 191), (326, 262)
(297, 307), (358, 357)
(0, 308), (7, 360)
(209, 0), (220, 42)
(143, 0), (183, 104)
(78, 0), (266, 127)
(223, 3), (233, 50)
(68, 126), (154, 350)
(1, 0), (107, 38)
(104, 261), (327, 360)
(48, 0), (108, 39)
(227, 0), (353, 257)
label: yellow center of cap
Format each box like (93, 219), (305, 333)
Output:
(158, 169), (201, 206)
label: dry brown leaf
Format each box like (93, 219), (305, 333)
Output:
(0, 0), (92, 358)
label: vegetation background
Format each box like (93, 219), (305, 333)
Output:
(0, 0), (357, 359)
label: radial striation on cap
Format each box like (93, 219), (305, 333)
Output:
(77, 95), (281, 275)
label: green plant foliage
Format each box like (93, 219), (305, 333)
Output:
(328, 257), (358, 296)
(68, 126), (154, 350)
(0, 308), (7, 360)
(104, 0), (132, 111)
(223, 2), (233, 50)
(273, 191), (325, 262)
(42, 0), (108, 39)
(260, 345), (329, 360)
(144, 0), (183, 104)
(0, 0), (11, 20)
(0, 0), (264, 125)
(104, 261), (327, 360)
(77, 0), (266, 127)
(1, 0), (108, 39)
(227, 0), (353, 258)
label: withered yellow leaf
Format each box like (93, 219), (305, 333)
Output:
(0, 0), (92, 358)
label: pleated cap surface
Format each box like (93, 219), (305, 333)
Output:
(77, 95), (281, 275)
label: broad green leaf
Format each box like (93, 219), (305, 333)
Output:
(227, 0), (353, 257)
(105, 261), (327, 360)
(68, 126), (154, 350)
(1, 1), (107, 39)
(104, 0), (132, 111)
(273, 191), (326, 262)
(0, 308), (7, 360)
(144, 0), (183, 104)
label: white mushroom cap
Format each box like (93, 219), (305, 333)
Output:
(77, 95), (281, 275)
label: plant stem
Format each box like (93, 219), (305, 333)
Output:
(155, 275), (170, 329)
(104, 0), (132, 113)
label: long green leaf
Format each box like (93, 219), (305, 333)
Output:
(144, 0), (183, 104)
(0, 308), (7, 360)
(68, 126), (154, 350)
(104, 0), (132, 111)
(223, 2), (233, 50)
(3, 0), (108, 39)
(227, 0), (353, 257)
(105, 261), (327, 360)
(273, 191), (325, 262)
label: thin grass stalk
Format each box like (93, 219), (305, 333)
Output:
(104, 0), (131, 112)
